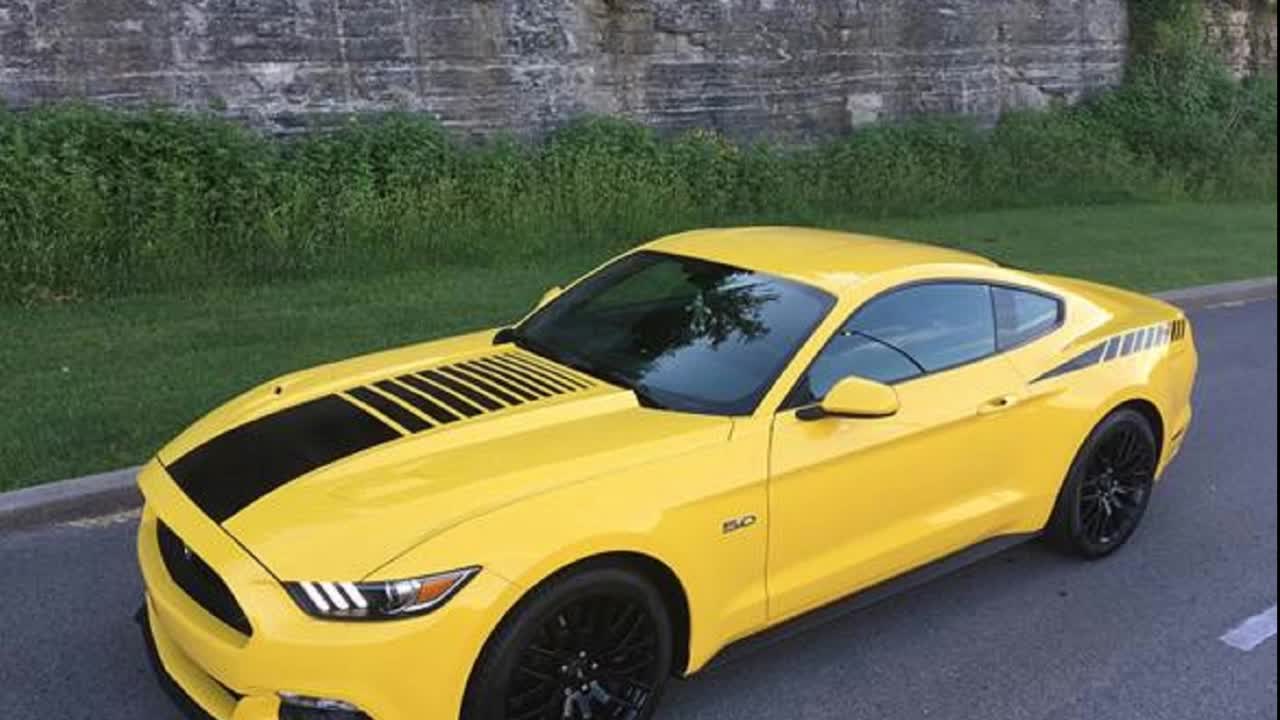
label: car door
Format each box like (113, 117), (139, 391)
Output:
(766, 282), (1031, 621)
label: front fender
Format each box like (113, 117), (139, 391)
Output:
(371, 424), (772, 676)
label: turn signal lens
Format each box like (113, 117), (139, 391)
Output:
(285, 567), (480, 621)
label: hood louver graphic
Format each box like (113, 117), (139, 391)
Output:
(343, 351), (596, 435)
(166, 351), (595, 522)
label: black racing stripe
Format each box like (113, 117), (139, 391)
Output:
(1102, 336), (1121, 362)
(1120, 332), (1137, 357)
(420, 369), (505, 411)
(166, 395), (400, 523)
(375, 379), (461, 425)
(508, 354), (593, 389)
(1032, 343), (1106, 383)
(488, 355), (575, 393)
(457, 361), (543, 401)
(470, 358), (557, 398)
(348, 387), (433, 433)
(398, 374), (485, 418)
(439, 366), (524, 406)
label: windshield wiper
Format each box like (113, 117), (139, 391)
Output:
(506, 329), (671, 410)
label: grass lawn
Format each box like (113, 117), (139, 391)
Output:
(1, 202), (1276, 492)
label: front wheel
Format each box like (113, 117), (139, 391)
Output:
(1046, 408), (1159, 559)
(463, 565), (674, 720)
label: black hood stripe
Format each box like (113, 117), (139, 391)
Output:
(166, 351), (599, 523)
(166, 395), (401, 523)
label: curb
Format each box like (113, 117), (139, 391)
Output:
(1155, 276), (1276, 309)
(1, 276), (1276, 532)
(0, 466), (141, 533)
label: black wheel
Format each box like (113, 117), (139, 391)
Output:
(1046, 408), (1159, 559)
(463, 565), (673, 720)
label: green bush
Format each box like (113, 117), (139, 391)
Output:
(0, 0), (1275, 304)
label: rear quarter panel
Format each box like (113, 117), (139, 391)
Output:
(999, 274), (1198, 528)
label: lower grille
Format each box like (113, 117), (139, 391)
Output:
(157, 521), (254, 637)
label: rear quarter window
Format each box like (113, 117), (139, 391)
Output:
(992, 286), (1063, 350)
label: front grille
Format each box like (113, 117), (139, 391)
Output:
(1171, 319), (1188, 341)
(344, 351), (595, 435)
(157, 521), (254, 637)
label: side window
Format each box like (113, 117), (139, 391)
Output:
(803, 332), (924, 398)
(992, 286), (1062, 350)
(847, 283), (996, 373)
(789, 283), (997, 405)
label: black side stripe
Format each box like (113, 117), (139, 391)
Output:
(398, 374), (485, 418)
(1034, 343), (1107, 383)
(1033, 321), (1182, 384)
(347, 387), (432, 433)
(375, 380), (461, 425)
(420, 369), (504, 411)
(166, 395), (400, 523)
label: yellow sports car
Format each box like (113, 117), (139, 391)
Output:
(137, 228), (1198, 720)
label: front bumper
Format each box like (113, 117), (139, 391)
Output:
(136, 461), (511, 720)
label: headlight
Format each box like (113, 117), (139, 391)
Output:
(284, 567), (480, 620)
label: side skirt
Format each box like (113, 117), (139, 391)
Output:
(698, 532), (1040, 673)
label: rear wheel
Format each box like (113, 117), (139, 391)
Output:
(463, 565), (673, 720)
(1047, 408), (1159, 559)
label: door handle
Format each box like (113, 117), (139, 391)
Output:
(978, 394), (1020, 415)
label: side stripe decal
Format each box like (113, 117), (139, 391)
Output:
(1033, 320), (1185, 384)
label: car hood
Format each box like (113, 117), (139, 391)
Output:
(156, 330), (732, 581)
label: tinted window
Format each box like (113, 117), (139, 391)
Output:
(992, 286), (1061, 349)
(847, 283), (996, 373)
(516, 251), (834, 416)
(792, 332), (923, 404)
(787, 283), (998, 407)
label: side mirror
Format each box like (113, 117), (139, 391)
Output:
(798, 376), (900, 421)
(535, 286), (563, 311)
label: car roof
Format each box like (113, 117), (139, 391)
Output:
(644, 227), (996, 294)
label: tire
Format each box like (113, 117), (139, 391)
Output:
(1045, 408), (1159, 559)
(462, 564), (674, 720)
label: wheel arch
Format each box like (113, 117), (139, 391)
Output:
(1101, 395), (1166, 465)
(1113, 397), (1165, 460)
(474, 550), (695, 683)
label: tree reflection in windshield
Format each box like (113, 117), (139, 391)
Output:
(517, 251), (833, 416)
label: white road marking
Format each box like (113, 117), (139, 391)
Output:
(1220, 605), (1278, 652)
(61, 509), (141, 529)
(1205, 296), (1275, 310)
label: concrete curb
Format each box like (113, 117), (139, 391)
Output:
(1, 276), (1275, 532)
(1155, 276), (1277, 309)
(0, 466), (142, 532)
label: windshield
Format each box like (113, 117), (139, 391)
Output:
(513, 251), (834, 416)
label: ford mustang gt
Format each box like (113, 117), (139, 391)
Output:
(137, 227), (1198, 720)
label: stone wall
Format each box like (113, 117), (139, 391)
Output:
(3, 1), (1131, 138)
(1204, 0), (1278, 76)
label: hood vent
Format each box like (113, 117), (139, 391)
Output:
(343, 351), (596, 435)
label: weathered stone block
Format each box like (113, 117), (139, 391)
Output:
(0, 0), (1177, 138)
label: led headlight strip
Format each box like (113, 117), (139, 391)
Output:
(286, 567), (480, 621)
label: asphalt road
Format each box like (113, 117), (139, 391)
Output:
(2, 299), (1275, 720)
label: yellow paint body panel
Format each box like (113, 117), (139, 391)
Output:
(137, 228), (1197, 720)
